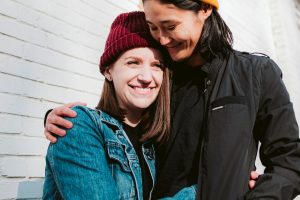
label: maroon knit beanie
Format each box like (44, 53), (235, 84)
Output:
(100, 11), (161, 74)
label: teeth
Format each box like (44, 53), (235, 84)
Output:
(135, 87), (151, 92)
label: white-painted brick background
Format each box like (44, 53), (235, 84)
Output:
(0, 0), (299, 199)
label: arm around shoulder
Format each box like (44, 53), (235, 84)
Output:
(43, 106), (119, 200)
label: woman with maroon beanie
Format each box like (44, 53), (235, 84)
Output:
(43, 11), (172, 200)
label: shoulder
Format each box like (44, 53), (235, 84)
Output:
(69, 105), (99, 123)
(231, 51), (271, 66)
(229, 51), (282, 79)
(70, 106), (123, 131)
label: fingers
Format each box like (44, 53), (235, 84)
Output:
(45, 123), (67, 136)
(53, 106), (77, 118)
(44, 129), (57, 143)
(44, 105), (76, 142)
(44, 102), (85, 142)
(248, 180), (256, 189)
(250, 171), (260, 180)
(249, 171), (261, 189)
(65, 101), (87, 108)
(48, 111), (73, 129)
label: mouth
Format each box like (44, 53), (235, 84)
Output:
(129, 85), (155, 95)
(166, 43), (182, 49)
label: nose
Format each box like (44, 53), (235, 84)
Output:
(159, 32), (171, 46)
(137, 67), (152, 84)
(159, 35), (171, 46)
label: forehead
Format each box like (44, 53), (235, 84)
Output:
(143, 0), (196, 23)
(118, 47), (163, 60)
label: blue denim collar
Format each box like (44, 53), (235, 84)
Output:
(97, 110), (123, 130)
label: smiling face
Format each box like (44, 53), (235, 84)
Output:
(143, 0), (212, 65)
(105, 47), (164, 116)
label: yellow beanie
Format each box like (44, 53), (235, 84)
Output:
(201, 0), (219, 9)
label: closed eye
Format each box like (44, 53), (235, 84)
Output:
(152, 62), (165, 70)
(127, 60), (139, 65)
(167, 25), (176, 31)
(148, 25), (158, 31)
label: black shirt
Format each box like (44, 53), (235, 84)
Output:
(153, 65), (207, 198)
(122, 123), (152, 200)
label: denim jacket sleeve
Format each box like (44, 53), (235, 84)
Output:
(43, 106), (119, 200)
(245, 59), (300, 199)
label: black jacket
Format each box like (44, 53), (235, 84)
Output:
(197, 51), (300, 200)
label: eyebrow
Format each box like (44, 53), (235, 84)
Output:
(146, 20), (173, 25)
(124, 56), (162, 63)
(124, 56), (141, 60)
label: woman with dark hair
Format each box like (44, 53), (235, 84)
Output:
(44, 1), (300, 199)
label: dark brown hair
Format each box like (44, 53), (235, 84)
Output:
(96, 52), (170, 143)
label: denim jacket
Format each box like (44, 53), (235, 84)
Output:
(43, 105), (156, 200)
(43, 106), (197, 200)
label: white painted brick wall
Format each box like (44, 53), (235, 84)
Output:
(0, 0), (299, 199)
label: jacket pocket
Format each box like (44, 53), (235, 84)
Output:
(211, 96), (246, 110)
(106, 141), (131, 172)
(205, 96), (252, 199)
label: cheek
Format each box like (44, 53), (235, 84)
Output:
(150, 30), (160, 42)
(111, 75), (126, 94)
(193, 22), (204, 40)
(112, 81), (122, 97)
(155, 71), (164, 87)
(177, 30), (190, 40)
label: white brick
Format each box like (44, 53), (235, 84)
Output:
(0, 15), (100, 63)
(0, 0), (22, 19)
(0, 54), (103, 98)
(0, 93), (59, 118)
(45, 32), (100, 64)
(0, 136), (48, 156)
(77, 0), (119, 27)
(0, 33), (24, 57)
(0, 113), (43, 137)
(23, 43), (99, 79)
(0, 157), (45, 177)
(0, 179), (43, 199)
(219, 0), (275, 56)
(0, 34), (100, 79)
(0, 114), (22, 134)
(15, 0), (109, 37)
(84, 0), (130, 20)
(108, 0), (140, 12)
(1, 0), (105, 49)
(0, 15), (47, 46)
(0, 67), (100, 105)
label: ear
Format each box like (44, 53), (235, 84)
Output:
(104, 67), (112, 81)
(198, 6), (213, 20)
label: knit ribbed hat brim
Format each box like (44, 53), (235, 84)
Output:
(100, 11), (161, 74)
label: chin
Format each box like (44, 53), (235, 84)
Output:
(131, 101), (152, 110)
(170, 52), (189, 62)
(171, 56), (188, 63)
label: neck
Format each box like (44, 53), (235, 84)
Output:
(186, 51), (205, 67)
(123, 110), (142, 127)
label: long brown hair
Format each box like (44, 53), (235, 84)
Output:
(96, 51), (170, 143)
